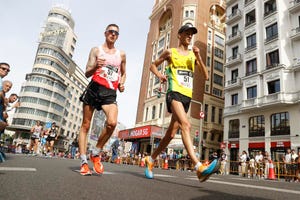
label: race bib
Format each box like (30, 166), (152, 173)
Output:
(99, 65), (119, 81)
(177, 70), (193, 89)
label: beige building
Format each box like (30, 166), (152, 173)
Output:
(134, 0), (226, 160)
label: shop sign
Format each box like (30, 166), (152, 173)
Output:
(228, 142), (239, 149)
(271, 141), (290, 148)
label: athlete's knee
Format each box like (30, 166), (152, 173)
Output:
(106, 119), (117, 130)
(181, 120), (191, 131)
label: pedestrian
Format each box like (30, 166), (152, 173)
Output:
(71, 136), (79, 159)
(78, 24), (126, 176)
(45, 122), (59, 157)
(29, 120), (43, 156)
(239, 150), (248, 177)
(0, 62), (10, 162)
(144, 24), (219, 182)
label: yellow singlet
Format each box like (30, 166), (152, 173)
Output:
(165, 48), (196, 98)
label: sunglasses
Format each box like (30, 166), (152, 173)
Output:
(0, 67), (10, 72)
(106, 29), (119, 36)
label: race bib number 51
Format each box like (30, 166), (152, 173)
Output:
(177, 70), (193, 89)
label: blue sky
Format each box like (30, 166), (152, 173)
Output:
(0, 0), (154, 127)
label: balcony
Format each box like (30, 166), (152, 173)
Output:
(264, 9), (277, 18)
(226, 31), (242, 45)
(225, 53), (242, 68)
(245, 0), (255, 6)
(226, 0), (238, 6)
(290, 27), (300, 41)
(226, 9), (242, 25)
(289, 0), (300, 14)
(292, 58), (300, 71)
(241, 98), (259, 110)
(224, 78), (242, 90)
(265, 33), (278, 44)
(245, 44), (257, 52)
(224, 104), (242, 117)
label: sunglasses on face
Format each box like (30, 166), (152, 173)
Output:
(106, 29), (119, 36)
(0, 67), (10, 72)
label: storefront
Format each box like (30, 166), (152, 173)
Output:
(118, 125), (163, 155)
(248, 142), (265, 158)
(228, 142), (239, 175)
(270, 141), (290, 162)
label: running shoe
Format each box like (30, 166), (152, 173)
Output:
(144, 156), (154, 179)
(197, 159), (221, 182)
(80, 163), (92, 176)
(90, 155), (104, 174)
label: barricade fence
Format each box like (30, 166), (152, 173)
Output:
(109, 156), (299, 181)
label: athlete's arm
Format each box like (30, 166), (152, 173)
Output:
(192, 46), (209, 81)
(85, 47), (103, 78)
(149, 49), (170, 83)
(118, 51), (126, 92)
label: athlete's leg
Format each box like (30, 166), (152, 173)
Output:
(96, 103), (118, 149)
(170, 100), (199, 166)
(151, 115), (180, 160)
(78, 104), (95, 156)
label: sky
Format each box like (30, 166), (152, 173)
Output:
(0, 0), (154, 128)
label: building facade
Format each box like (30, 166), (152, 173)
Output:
(135, 0), (226, 160)
(224, 0), (300, 173)
(9, 6), (89, 151)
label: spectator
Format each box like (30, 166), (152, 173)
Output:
(255, 151), (264, 179)
(284, 148), (292, 182)
(239, 150), (248, 177)
(71, 136), (79, 159)
(220, 151), (228, 175)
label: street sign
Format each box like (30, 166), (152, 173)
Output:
(199, 111), (205, 119)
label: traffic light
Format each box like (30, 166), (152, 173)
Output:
(156, 87), (162, 98)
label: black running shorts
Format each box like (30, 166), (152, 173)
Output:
(80, 81), (117, 111)
(166, 91), (191, 113)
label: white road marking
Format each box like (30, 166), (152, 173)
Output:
(208, 180), (300, 195)
(0, 167), (36, 172)
(153, 174), (176, 178)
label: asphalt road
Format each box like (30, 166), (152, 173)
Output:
(0, 154), (299, 200)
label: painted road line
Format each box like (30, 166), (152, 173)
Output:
(73, 169), (116, 175)
(208, 180), (300, 195)
(0, 167), (37, 172)
(154, 174), (176, 178)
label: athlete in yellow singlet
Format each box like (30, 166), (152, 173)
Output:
(144, 24), (220, 183)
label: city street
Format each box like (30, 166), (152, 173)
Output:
(0, 154), (299, 200)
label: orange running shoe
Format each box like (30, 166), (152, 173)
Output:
(197, 159), (221, 182)
(90, 155), (104, 174)
(80, 163), (92, 176)
(144, 156), (154, 179)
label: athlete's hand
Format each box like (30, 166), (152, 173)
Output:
(192, 46), (200, 55)
(159, 74), (167, 83)
(96, 56), (106, 69)
(118, 83), (125, 92)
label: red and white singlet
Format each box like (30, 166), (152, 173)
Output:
(92, 46), (122, 90)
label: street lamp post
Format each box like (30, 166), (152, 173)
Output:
(191, 99), (203, 161)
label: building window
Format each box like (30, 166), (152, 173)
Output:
(213, 74), (223, 86)
(245, 9), (256, 27)
(215, 34), (225, 46)
(218, 108), (223, 124)
(249, 115), (265, 137)
(214, 60), (223, 72)
(211, 106), (215, 123)
(268, 79), (280, 94)
(232, 4), (238, 15)
(145, 107), (148, 121)
(247, 86), (257, 99)
(271, 112), (290, 136)
(266, 49), (279, 69)
(264, 0), (276, 17)
(231, 94), (238, 105)
(152, 106), (156, 119)
(246, 58), (257, 76)
(204, 104), (208, 122)
(232, 25), (239, 37)
(232, 46), (238, 58)
(265, 23), (278, 42)
(229, 119), (239, 138)
(246, 33), (256, 51)
(207, 56), (211, 67)
(212, 88), (222, 97)
(159, 103), (163, 118)
(231, 69), (238, 83)
(214, 48), (224, 59)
